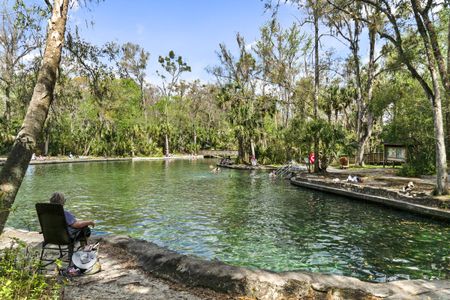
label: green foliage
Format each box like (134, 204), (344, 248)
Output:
(282, 115), (348, 169)
(157, 50), (191, 82)
(381, 76), (435, 176)
(308, 119), (348, 170)
(0, 1), (448, 182)
(0, 239), (62, 300)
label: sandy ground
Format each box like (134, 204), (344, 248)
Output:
(0, 228), (236, 300)
(64, 242), (235, 300)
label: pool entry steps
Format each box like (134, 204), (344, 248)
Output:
(274, 164), (307, 178)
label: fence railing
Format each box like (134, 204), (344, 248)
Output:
(347, 152), (385, 165)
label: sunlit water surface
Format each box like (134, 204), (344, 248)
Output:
(6, 159), (450, 282)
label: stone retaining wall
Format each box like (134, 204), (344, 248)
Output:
(291, 176), (450, 221)
(101, 235), (450, 300)
(304, 175), (443, 207)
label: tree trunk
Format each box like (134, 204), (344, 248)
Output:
(193, 126), (197, 155)
(0, 0), (70, 234)
(410, 0), (448, 195)
(351, 19), (365, 167)
(164, 133), (170, 157)
(448, 13), (450, 86)
(418, 1), (450, 156)
(284, 88), (290, 127)
(140, 80), (148, 122)
(250, 139), (256, 160)
(44, 134), (49, 156)
(357, 0), (448, 192)
(237, 136), (245, 164)
(430, 91), (448, 195)
(447, 110), (450, 157)
(356, 112), (374, 166)
(83, 142), (91, 156)
(429, 66), (449, 194)
(3, 85), (11, 132)
(313, 7), (320, 173)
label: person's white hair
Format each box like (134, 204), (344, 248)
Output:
(49, 192), (66, 205)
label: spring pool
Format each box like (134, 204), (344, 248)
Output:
(6, 159), (450, 282)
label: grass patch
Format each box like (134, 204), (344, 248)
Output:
(0, 238), (63, 299)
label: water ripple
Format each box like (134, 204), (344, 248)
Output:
(7, 160), (450, 282)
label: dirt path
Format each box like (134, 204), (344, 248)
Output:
(64, 242), (234, 300)
(0, 228), (234, 300)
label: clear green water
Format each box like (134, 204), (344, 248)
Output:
(6, 159), (450, 282)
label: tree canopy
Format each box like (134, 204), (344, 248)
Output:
(0, 0), (448, 194)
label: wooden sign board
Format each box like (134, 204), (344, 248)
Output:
(384, 144), (406, 162)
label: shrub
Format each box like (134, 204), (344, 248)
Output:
(339, 156), (349, 168)
(0, 239), (62, 300)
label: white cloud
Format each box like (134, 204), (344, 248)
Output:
(22, 49), (40, 63)
(245, 40), (257, 52)
(70, 0), (80, 12)
(362, 40), (384, 65)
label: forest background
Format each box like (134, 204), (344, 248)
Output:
(0, 0), (448, 183)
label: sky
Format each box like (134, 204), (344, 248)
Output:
(69, 0), (302, 84)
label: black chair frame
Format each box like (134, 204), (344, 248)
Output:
(35, 203), (87, 270)
(39, 243), (74, 269)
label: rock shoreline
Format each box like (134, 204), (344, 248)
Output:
(101, 234), (450, 300)
(1, 229), (449, 299)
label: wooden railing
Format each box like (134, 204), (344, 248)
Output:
(347, 152), (385, 165)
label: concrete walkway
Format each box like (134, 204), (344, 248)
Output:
(326, 166), (450, 187)
(291, 177), (450, 220)
(289, 166), (449, 221)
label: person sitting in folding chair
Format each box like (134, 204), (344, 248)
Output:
(49, 192), (95, 245)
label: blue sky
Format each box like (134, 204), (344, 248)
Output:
(70, 0), (301, 84)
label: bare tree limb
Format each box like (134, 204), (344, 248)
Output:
(44, 0), (52, 11)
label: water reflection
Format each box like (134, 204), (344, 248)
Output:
(7, 159), (450, 282)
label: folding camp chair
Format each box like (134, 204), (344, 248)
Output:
(35, 203), (86, 269)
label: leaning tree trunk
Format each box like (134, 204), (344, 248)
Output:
(0, 0), (70, 234)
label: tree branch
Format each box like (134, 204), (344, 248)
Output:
(44, 0), (52, 11)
